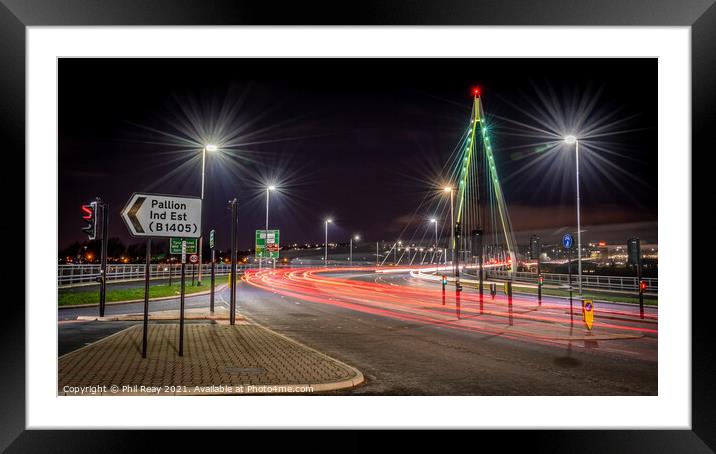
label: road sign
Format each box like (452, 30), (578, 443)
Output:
(170, 237), (197, 255)
(121, 193), (202, 238)
(189, 254), (198, 264)
(255, 229), (280, 259)
(582, 299), (594, 330)
(562, 233), (574, 249)
(209, 229), (215, 249)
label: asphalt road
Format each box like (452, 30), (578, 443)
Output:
(58, 268), (657, 395)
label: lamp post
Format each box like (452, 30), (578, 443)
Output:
(443, 187), (455, 276)
(430, 218), (438, 264)
(261, 185), (276, 270)
(350, 235), (359, 265)
(198, 144), (218, 286)
(564, 135), (582, 295)
(324, 219), (332, 267)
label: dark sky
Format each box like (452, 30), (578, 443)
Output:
(59, 58), (657, 251)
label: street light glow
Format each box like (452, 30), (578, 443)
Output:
(354, 235), (360, 240)
(205, 144), (219, 152)
(268, 185), (276, 191)
(563, 135), (577, 144)
(326, 219), (332, 223)
(430, 218), (437, 223)
(443, 186), (452, 192)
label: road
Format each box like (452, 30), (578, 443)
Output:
(59, 267), (657, 395)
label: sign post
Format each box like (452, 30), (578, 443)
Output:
(121, 193), (202, 359)
(179, 240), (186, 356)
(210, 229), (215, 313)
(142, 239), (151, 358)
(563, 233), (574, 320)
(229, 199), (238, 325)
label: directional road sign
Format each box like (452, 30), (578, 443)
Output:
(562, 233), (574, 249)
(121, 193), (202, 238)
(256, 229), (280, 259)
(171, 237), (197, 255)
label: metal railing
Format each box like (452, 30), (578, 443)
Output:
(485, 270), (658, 293)
(58, 263), (250, 286)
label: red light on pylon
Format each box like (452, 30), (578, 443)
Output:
(472, 87), (481, 97)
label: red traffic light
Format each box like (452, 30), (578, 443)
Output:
(640, 280), (648, 291)
(81, 204), (94, 220)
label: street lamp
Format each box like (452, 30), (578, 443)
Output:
(261, 185), (277, 270)
(324, 219), (332, 267)
(430, 218), (438, 264)
(350, 235), (360, 265)
(443, 186), (455, 275)
(563, 135), (582, 295)
(198, 143), (219, 286)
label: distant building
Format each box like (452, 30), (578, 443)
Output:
(529, 235), (541, 260)
(627, 237), (641, 267)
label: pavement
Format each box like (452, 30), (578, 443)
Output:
(58, 315), (364, 396)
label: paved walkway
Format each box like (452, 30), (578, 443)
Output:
(58, 322), (363, 395)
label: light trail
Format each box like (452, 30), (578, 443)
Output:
(244, 267), (658, 359)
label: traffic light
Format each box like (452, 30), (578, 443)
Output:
(81, 201), (97, 240)
(640, 280), (648, 292)
(538, 275), (544, 286)
(441, 275), (448, 286)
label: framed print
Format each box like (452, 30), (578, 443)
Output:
(2, 0), (713, 451)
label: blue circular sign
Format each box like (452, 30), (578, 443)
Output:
(562, 233), (574, 249)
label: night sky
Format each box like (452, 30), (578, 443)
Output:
(59, 58), (657, 251)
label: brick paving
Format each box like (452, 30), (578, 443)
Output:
(58, 323), (363, 395)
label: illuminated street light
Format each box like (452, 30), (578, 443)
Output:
(198, 144), (220, 286)
(324, 219), (332, 267)
(563, 135), (582, 295)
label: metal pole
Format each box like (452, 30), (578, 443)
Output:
(324, 221), (328, 267)
(99, 200), (108, 317)
(376, 241), (379, 267)
(229, 199), (238, 325)
(198, 147), (206, 286)
(637, 239), (644, 319)
(210, 248), (215, 313)
(575, 140), (582, 296)
(141, 238), (151, 359)
(455, 222), (461, 291)
(537, 238), (542, 306)
(450, 190), (455, 276)
(179, 242), (186, 356)
(478, 229), (483, 297)
(434, 221), (438, 264)
(568, 247), (573, 319)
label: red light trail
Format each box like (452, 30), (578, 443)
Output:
(244, 267), (657, 359)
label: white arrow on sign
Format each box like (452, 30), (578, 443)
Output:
(121, 193), (202, 238)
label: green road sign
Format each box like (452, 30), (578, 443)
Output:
(209, 229), (215, 249)
(256, 229), (280, 259)
(170, 237), (197, 255)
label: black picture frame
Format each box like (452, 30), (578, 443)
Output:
(2, 0), (711, 451)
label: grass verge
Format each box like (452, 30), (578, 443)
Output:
(58, 275), (230, 307)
